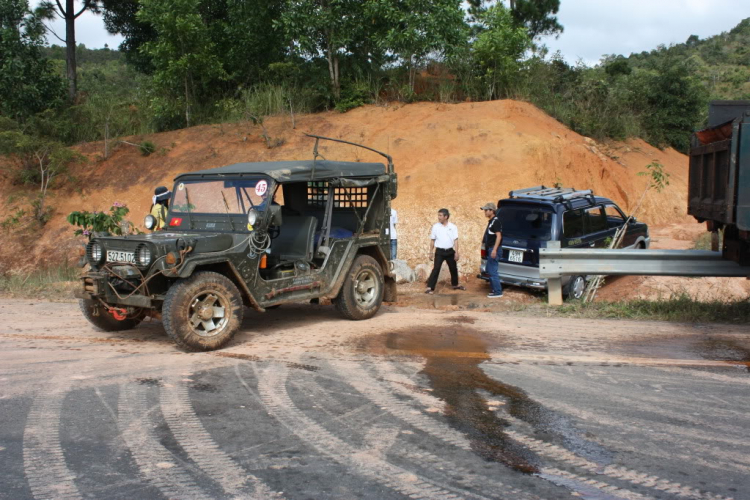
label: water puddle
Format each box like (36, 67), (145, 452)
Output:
(360, 326), (607, 474)
(693, 337), (750, 372)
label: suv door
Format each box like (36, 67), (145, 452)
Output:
(561, 208), (588, 248)
(584, 206), (617, 248)
(604, 204), (635, 247)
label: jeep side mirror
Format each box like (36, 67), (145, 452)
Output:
(629, 217), (637, 224)
(270, 204), (283, 226)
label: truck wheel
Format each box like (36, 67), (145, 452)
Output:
(564, 275), (586, 301)
(162, 271), (244, 352)
(335, 255), (384, 320)
(79, 299), (142, 331)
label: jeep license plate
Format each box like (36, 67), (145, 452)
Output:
(107, 250), (135, 264)
(508, 250), (524, 263)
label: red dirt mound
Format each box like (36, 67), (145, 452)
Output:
(0, 100), (690, 277)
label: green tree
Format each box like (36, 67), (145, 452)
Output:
(472, 3), (531, 99)
(0, 0), (65, 120)
(38, 0), (102, 102)
(277, 0), (366, 98)
(640, 53), (707, 152)
(136, 0), (226, 127)
(367, 0), (466, 93)
(468, 0), (562, 40)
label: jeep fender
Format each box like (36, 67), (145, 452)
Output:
(176, 258), (264, 312)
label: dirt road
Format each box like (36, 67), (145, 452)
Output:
(1, 299), (748, 499)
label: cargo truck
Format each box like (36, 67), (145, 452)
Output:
(688, 100), (750, 266)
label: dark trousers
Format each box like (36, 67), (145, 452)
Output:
(427, 248), (458, 289)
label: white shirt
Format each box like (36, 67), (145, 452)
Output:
(390, 208), (398, 240)
(430, 222), (458, 249)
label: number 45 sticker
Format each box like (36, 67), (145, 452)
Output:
(255, 180), (268, 196)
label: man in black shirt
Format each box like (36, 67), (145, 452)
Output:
(482, 202), (503, 298)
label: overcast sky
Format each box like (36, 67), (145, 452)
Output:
(35, 0), (750, 67)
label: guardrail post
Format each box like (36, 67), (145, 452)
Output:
(545, 241), (563, 306)
(547, 278), (563, 306)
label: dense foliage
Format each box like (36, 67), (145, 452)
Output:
(2, 0), (749, 209)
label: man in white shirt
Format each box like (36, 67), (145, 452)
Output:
(390, 208), (398, 259)
(425, 208), (464, 294)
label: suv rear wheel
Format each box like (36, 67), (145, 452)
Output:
(335, 255), (384, 320)
(163, 271), (244, 351)
(564, 275), (586, 301)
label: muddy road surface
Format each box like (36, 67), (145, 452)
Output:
(0, 298), (748, 500)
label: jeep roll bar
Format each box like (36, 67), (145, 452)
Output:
(306, 134), (394, 174)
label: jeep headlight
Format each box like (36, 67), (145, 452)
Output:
(87, 241), (104, 265)
(247, 209), (259, 226)
(135, 244), (152, 268)
(144, 214), (157, 230)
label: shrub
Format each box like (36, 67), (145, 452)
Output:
(67, 202), (131, 238)
(139, 141), (156, 156)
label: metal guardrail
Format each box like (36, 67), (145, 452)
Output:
(540, 249), (749, 278)
(539, 248), (749, 305)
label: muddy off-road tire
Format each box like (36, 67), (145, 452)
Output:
(335, 255), (384, 320)
(162, 271), (244, 352)
(79, 299), (142, 331)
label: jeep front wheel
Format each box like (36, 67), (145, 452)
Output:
(335, 255), (384, 320)
(80, 299), (142, 331)
(162, 271), (244, 352)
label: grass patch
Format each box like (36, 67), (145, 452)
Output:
(554, 293), (750, 324)
(0, 262), (80, 300)
(693, 229), (723, 250)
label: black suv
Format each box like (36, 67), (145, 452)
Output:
(479, 186), (650, 299)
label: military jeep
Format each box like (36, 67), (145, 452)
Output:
(75, 135), (398, 351)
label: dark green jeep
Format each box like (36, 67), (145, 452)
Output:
(75, 136), (398, 351)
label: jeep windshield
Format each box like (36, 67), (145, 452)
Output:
(497, 205), (554, 241)
(171, 178), (272, 214)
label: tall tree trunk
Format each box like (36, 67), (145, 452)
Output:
(326, 44), (340, 99)
(184, 74), (191, 127)
(65, 0), (77, 102)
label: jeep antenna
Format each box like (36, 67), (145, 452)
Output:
(220, 191), (236, 231)
(184, 186), (194, 230)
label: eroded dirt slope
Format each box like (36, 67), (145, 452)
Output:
(0, 100), (690, 276)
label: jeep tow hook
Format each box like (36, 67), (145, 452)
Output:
(109, 307), (129, 321)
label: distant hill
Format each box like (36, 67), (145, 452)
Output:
(626, 18), (750, 100)
(42, 45), (123, 65)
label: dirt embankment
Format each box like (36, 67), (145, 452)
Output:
(0, 100), (691, 278)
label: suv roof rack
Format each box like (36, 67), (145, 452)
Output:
(508, 185), (595, 204)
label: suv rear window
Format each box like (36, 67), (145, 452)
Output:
(497, 206), (554, 240)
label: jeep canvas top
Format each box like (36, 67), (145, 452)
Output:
(75, 135), (398, 352)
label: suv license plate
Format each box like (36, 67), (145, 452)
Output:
(508, 250), (524, 263)
(107, 250), (135, 264)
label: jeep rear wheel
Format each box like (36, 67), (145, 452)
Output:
(335, 255), (384, 320)
(80, 299), (142, 331)
(162, 271), (244, 352)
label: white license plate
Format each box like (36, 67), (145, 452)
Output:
(107, 250), (135, 264)
(508, 250), (524, 263)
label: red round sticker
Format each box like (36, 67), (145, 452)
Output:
(255, 180), (268, 196)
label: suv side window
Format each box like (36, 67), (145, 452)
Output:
(585, 207), (608, 233)
(563, 209), (584, 238)
(604, 204), (626, 228)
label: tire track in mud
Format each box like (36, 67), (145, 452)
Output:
(291, 362), (544, 500)
(377, 358), (733, 500)
(118, 381), (212, 500)
(330, 360), (472, 451)
(504, 425), (734, 500)
(159, 374), (281, 499)
(22, 379), (82, 500)
(254, 361), (488, 500)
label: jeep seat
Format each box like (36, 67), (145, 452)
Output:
(273, 216), (318, 262)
